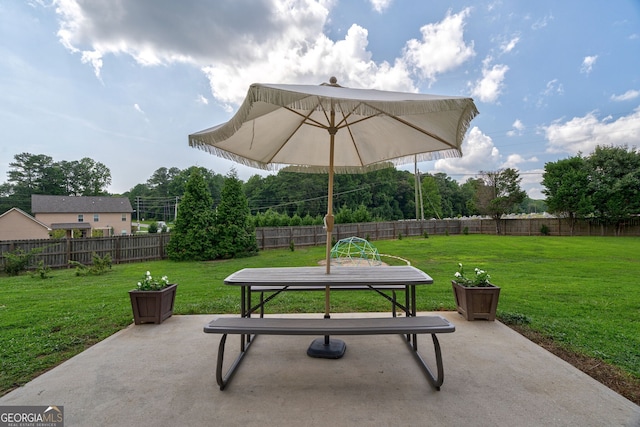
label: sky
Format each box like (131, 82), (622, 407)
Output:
(1, 0), (639, 199)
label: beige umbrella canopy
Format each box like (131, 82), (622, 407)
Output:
(189, 77), (478, 339)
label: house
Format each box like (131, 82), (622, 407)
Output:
(31, 195), (134, 238)
(0, 207), (52, 241)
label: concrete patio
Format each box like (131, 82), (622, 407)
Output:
(1, 312), (638, 427)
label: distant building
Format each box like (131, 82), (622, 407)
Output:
(30, 195), (134, 238)
(0, 207), (51, 240)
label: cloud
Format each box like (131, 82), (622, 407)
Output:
(580, 55), (598, 74)
(434, 126), (501, 177)
(536, 79), (564, 108)
(506, 119), (525, 136)
(501, 153), (537, 169)
(544, 107), (640, 154)
(401, 8), (475, 85)
(49, 2), (479, 106)
(196, 94), (209, 105)
(531, 14), (553, 30)
(611, 89), (640, 102)
(133, 104), (145, 114)
(519, 168), (545, 199)
(53, 0), (333, 78)
(470, 57), (509, 103)
(369, 0), (393, 13)
(499, 35), (520, 54)
(202, 22), (416, 104)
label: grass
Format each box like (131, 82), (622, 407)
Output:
(1, 235), (639, 397)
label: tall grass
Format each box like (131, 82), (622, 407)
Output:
(1, 235), (638, 396)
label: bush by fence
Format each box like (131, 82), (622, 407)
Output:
(2, 217), (639, 269)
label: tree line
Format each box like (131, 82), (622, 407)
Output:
(2, 145), (638, 235)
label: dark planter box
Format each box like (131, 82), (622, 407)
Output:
(452, 281), (500, 321)
(129, 284), (178, 325)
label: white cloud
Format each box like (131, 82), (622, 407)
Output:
(470, 57), (509, 103)
(580, 55), (598, 74)
(133, 104), (144, 114)
(401, 8), (475, 85)
(536, 79), (564, 108)
(611, 89), (640, 102)
(501, 153), (537, 169)
(532, 14), (553, 30)
(434, 126), (501, 176)
(49, 2), (480, 107)
(519, 168), (545, 199)
(196, 94), (209, 105)
(544, 107), (640, 154)
(500, 35), (520, 54)
(202, 23), (415, 104)
(507, 119), (525, 136)
(369, 0), (393, 13)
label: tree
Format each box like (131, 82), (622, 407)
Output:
(6, 153), (111, 199)
(586, 145), (640, 234)
(71, 157), (111, 196)
(420, 175), (442, 219)
(166, 168), (217, 261)
(214, 169), (258, 258)
(460, 178), (483, 215)
(476, 168), (527, 234)
(542, 156), (591, 235)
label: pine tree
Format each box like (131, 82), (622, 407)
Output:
(167, 168), (217, 261)
(214, 169), (258, 258)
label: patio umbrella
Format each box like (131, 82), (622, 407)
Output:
(189, 77), (478, 355)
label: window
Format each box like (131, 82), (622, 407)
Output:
(94, 214), (100, 222)
(78, 214), (84, 222)
(121, 214), (127, 222)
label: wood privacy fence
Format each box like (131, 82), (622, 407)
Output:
(2, 218), (639, 268)
(0, 234), (171, 269)
(255, 217), (640, 249)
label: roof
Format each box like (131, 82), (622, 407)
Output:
(50, 222), (92, 230)
(31, 195), (134, 214)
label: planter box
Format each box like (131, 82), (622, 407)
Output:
(452, 281), (500, 321)
(129, 284), (178, 325)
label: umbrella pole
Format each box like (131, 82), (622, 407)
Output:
(307, 109), (345, 359)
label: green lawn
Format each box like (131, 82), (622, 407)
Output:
(1, 235), (639, 396)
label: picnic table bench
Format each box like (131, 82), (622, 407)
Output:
(204, 315), (455, 391)
(204, 266), (455, 391)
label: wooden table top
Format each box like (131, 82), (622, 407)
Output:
(223, 265), (433, 287)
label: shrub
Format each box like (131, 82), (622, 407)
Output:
(463, 226), (469, 235)
(69, 253), (112, 276)
(540, 224), (550, 236)
(49, 230), (66, 239)
(147, 222), (159, 234)
(3, 248), (42, 276)
(31, 260), (52, 279)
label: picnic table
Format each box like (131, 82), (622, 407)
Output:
(204, 265), (456, 390)
(224, 265), (433, 318)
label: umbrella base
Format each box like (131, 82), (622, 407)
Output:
(307, 336), (346, 359)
